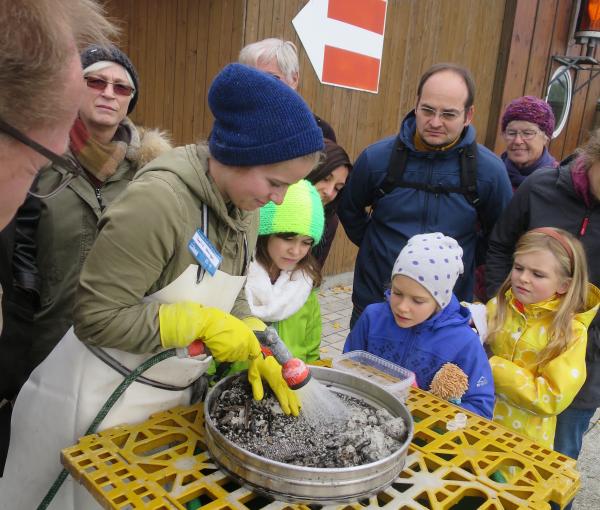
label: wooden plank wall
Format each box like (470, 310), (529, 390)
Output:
(243, 0), (508, 275)
(105, 0), (245, 144)
(101, 1), (525, 277)
(489, 0), (600, 159)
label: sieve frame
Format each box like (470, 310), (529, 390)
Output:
(204, 366), (414, 504)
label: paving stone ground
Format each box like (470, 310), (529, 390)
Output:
(317, 272), (600, 510)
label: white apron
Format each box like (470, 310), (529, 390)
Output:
(0, 209), (248, 510)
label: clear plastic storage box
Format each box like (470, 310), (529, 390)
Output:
(332, 350), (415, 403)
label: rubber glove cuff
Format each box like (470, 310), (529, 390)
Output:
(159, 302), (204, 348)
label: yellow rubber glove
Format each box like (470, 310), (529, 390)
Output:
(248, 355), (301, 416)
(241, 316), (269, 406)
(242, 316), (268, 333)
(158, 302), (261, 362)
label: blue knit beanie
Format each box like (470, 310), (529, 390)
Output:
(208, 64), (324, 166)
(259, 180), (325, 243)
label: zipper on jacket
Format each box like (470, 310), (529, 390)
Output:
(580, 212), (590, 237)
(95, 187), (106, 212)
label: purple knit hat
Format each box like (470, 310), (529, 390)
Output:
(501, 96), (555, 137)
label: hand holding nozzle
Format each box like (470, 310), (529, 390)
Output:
(254, 326), (312, 390)
(175, 339), (209, 359)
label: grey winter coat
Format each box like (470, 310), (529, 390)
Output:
(26, 123), (172, 369)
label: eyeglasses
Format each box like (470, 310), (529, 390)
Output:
(0, 116), (82, 199)
(418, 105), (465, 121)
(503, 129), (540, 141)
(85, 76), (135, 97)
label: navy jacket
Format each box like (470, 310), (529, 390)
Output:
(344, 294), (495, 418)
(339, 112), (512, 311)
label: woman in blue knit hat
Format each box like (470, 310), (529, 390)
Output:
(2, 64), (324, 510)
(243, 179), (325, 363)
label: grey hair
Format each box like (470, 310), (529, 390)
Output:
(239, 38), (299, 82)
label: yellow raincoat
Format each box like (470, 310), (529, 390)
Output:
(486, 284), (600, 448)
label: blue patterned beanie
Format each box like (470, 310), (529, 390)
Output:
(208, 64), (324, 166)
(391, 233), (464, 308)
(259, 180), (324, 243)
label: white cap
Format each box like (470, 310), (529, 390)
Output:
(391, 233), (464, 309)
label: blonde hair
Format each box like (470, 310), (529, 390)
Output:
(0, 0), (118, 132)
(487, 228), (589, 367)
(239, 38), (299, 83)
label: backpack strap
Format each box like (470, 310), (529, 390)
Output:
(377, 138), (481, 218)
(459, 141), (480, 210)
(377, 136), (409, 197)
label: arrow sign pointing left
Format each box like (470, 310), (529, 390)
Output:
(293, 0), (388, 93)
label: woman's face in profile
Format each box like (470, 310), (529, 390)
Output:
(314, 165), (349, 205)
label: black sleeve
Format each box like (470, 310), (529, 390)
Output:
(485, 179), (532, 298)
(11, 194), (41, 299)
(312, 213), (339, 268)
(0, 220), (16, 299)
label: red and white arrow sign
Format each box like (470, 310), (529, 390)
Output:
(293, 0), (387, 93)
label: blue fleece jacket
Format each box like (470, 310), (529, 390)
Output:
(338, 112), (512, 311)
(343, 293), (495, 418)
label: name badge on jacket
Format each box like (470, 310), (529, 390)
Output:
(188, 229), (222, 276)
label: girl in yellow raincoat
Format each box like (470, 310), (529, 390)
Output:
(486, 227), (600, 449)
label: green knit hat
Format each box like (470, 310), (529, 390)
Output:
(259, 180), (325, 243)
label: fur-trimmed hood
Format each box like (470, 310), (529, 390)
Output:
(125, 120), (173, 169)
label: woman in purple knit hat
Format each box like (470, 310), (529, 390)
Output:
(500, 96), (559, 189)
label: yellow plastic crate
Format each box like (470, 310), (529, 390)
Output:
(61, 388), (578, 509)
(407, 388), (578, 508)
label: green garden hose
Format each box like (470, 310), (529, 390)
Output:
(36, 348), (178, 510)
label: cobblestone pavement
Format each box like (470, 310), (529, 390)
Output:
(317, 273), (354, 360)
(317, 273), (600, 510)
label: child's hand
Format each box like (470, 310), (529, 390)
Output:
(462, 302), (488, 343)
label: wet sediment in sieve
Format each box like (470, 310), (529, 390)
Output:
(209, 378), (409, 468)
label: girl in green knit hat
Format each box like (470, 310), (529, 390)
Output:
(245, 179), (325, 361)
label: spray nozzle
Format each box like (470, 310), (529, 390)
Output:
(255, 327), (312, 390)
(176, 339), (209, 359)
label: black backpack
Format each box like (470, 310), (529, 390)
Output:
(376, 136), (482, 220)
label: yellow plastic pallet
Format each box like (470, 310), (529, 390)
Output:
(61, 388), (577, 510)
(407, 388), (579, 508)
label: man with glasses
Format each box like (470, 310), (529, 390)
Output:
(0, 0), (117, 473)
(0, 0), (116, 230)
(339, 63), (512, 327)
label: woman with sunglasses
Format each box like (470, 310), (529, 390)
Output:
(500, 96), (559, 190)
(0, 45), (172, 400)
(1, 63), (323, 510)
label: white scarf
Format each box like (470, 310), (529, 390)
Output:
(245, 260), (313, 322)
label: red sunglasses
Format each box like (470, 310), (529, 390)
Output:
(84, 76), (135, 97)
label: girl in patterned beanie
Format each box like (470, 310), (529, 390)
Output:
(344, 232), (494, 418)
(485, 227), (599, 449)
(243, 179), (325, 362)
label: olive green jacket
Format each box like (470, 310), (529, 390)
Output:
(27, 123), (172, 368)
(74, 143), (259, 353)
